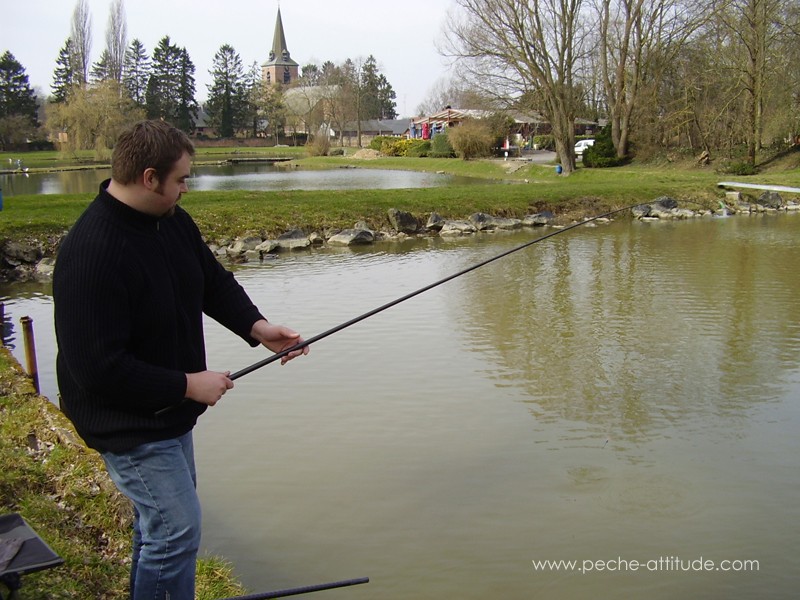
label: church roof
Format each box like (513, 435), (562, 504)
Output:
(283, 85), (339, 115)
(262, 7), (299, 68)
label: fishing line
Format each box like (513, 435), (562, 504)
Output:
(156, 202), (645, 416)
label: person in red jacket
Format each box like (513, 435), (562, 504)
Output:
(53, 119), (308, 600)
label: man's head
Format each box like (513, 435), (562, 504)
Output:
(112, 120), (195, 186)
(109, 120), (195, 217)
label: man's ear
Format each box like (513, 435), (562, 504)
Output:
(143, 167), (159, 190)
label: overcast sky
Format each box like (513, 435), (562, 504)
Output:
(4, 0), (457, 118)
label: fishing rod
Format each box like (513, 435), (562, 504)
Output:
(219, 576), (369, 600)
(156, 202), (644, 416)
(229, 202), (645, 380)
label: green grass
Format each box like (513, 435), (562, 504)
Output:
(2, 152), (798, 246)
(0, 347), (246, 599)
(0, 157), (768, 243)
(0, 350), (130, 599)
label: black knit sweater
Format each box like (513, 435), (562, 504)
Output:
(53, 181), (265, 453)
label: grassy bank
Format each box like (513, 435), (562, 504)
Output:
(0, 348), (246, 599)
(6, 153), (799, 246)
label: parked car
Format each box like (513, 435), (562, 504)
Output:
(574, 139), (595, 156)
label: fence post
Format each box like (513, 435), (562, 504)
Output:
(20, 316), (40, 394)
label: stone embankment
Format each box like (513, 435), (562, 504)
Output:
(2, 191), (798, 283)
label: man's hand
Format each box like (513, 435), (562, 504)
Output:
(250, 319), (309, 364)
(185, 370), (234, 406)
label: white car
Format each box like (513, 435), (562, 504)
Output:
(574, 139), (595, 156)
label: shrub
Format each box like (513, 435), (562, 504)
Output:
(306, 134), (331, 157)
(27, 138), (55, 151)
(328, 147), (345, 156)
(369, 136), (395, 152)
(724, 161), (759, 176)
(583, 155), (625, 168)
(582, 124), (626, 168)
(381, 137), (415, 157)
(406, 140), (430, 157)
(429, 131), (455, 158)
(532, 135), (555, 151)
(447, 119), (495, 159)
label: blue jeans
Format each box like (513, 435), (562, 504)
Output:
(101, 431), (201, 600)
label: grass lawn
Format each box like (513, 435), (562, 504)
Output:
(1, 151), (798, 245)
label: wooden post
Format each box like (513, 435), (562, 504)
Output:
(20, 316), (40, 394)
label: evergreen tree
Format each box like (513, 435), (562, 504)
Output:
(174, 46), (198, 133)
(360, 56), (397, 120)
(144, 73), (162, 119)
(147, 36), (197, 131)
(0, 51), (40, 150)
(123, 39), (149, 107)
(360, 55), (382, 119)
(51, 38), (75, 103)
(206, 44), (247, 138)
(321, 61), (338, 81)
(91, 49), (112, 83)
(300, 63), (321, 85)
(0, 51), (39, 122)
(375, 73), (398, 120)
(146, 36), (177, 120)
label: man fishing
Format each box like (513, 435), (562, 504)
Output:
(53, 119), (309, 600)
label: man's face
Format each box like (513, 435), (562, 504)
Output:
(152, 152), (192, 217)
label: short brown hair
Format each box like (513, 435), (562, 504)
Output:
(111, 120), (195, 185)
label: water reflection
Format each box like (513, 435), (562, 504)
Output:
(451, 216), (800, 448)
(1, 163), (494, 196)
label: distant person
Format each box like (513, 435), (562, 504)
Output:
(53, 119), (309, 600)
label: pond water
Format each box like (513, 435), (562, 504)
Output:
(1, 214), (799, 599)
(0, 162), (496, 196)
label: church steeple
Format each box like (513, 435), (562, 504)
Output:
(262, 7), (299, 86)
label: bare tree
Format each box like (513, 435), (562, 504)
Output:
(70, 0), (92, 85)
(718, 0), (786, 164)
(442, 0), (590, 174)
(105, 0), (128, 84)
(417, 76), (491, 116)
(779, 0), (800, 141)
(595, 0), (713, 158)
(667, 0), (790, 161)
